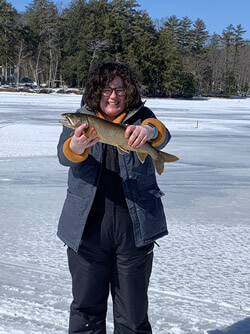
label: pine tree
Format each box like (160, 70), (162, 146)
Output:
(190, 19), (209, 94)
(232, 24), (246, 74)
(158, 15), (198, 96)
(221, 24), (247, 94)
(25, 0), (61, 88)
(0, 0), (18, 83)
(176, 16), (193, 54)
(62, 0), (110, 87)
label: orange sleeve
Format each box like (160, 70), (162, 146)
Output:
(63, 137), (89, 162)
(141, 118), (166, 147)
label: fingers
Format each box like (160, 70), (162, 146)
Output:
(74, 125), (96, 142)
(126, 125), (149, 148)
(70, 127), (99, 154)
(87, 137), (99, 147)
(131, 134), (147, 148)
(74, 123), (88, 138)
(125, 125), (136, 139)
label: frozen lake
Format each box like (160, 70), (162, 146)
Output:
(0, 92), (249, 334)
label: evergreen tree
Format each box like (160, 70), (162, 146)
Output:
(176, 16), (193, 53)
(25, 0), (61, 88)
(123, 7), (159, 95)
(221, 24), (235, 69)
(0, 0), (18, 82)
(62, 0), (110, 86)
(232, 24), (246, 74)
(158, 15), (197, 96)
(61, 0), (158, 91)
(221, 24), (246, 94)
(77, 0), (109, 85)
(158, 16), (183, 96)
(190, 19), (209, 94)
(191, 19), (208, 54)
(60, 0), (86, 87)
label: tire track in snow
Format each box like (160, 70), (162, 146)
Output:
(0, 260), (69, 278)
(0, 296), (114, 333)
(1, 260), (249, 314)
(0, 121), (22, 129)
(0, 298), (68, 330)
(149, 288), (250, 313)
(0, 260), (114, 333)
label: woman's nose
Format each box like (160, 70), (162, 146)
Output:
(110, 89), (117, 98)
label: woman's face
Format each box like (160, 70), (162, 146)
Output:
(100, 76), (126, 121)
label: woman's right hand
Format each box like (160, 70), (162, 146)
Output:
(69, 123), (99, 155)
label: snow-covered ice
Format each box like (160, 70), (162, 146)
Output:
(0, 92), (249, 333)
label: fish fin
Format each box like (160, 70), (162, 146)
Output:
(153, 160), (164, 175)
(136, 152), (148, 163)
(159, 151), (179, 163)
(117, 145), (129, 154)
(153, 151), (179, 175)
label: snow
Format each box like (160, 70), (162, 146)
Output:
(0, 92), (249, 333)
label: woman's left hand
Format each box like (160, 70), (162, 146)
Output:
(125, 125), (154, 148)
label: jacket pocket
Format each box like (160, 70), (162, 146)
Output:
(136, 186), (167, 240)
(137, 183), (165, 201)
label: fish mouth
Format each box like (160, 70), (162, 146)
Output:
(59, 114), (74, 126)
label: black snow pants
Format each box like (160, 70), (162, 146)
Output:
(67, 145), (153, 333)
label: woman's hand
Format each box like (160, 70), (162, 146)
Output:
(125, 125), (154, 148)
(69, 123), (99, 155)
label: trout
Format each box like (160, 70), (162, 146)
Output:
(60, 113), (179, 175)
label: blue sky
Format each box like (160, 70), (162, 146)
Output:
(8, 0), (250, 39)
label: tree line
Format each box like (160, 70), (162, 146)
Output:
(0, 0), (249, 97)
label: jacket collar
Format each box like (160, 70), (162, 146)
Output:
(122, 101), (145, 123)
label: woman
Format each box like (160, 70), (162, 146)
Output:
(57, 61), (171, 333)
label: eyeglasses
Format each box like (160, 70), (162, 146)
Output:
(101, 87), (126, 97)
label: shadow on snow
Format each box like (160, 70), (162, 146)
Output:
(208, 317), (250, 334)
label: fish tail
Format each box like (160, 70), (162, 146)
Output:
(159, 151), (179, 163)
(153, 151), (179, 175)
(153, 159), (165, 175)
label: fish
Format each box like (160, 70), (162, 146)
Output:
(60, 112), (179, 175)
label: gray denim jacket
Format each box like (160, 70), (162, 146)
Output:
(57, 104), (171, 251)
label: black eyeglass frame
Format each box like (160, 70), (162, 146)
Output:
(101, 87), (126, 96)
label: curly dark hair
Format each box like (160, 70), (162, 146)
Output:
(83, 61), (142, 112)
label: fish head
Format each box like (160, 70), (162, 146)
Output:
(59, 113), (88, 129)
